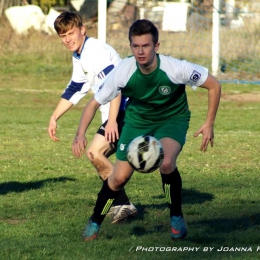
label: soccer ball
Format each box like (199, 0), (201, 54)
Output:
(126, 135), (164, 173)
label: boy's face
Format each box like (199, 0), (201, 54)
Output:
(130, 34), (159, 68)
(59, 26), (86, 53)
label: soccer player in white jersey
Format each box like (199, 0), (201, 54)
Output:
(72, 19), (221, 241)
(47, 11), (137, 223)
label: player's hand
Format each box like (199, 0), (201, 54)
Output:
(48, 119), (59, 141)
(193, 124), (214, 152)
(72, 135), (87, 157)
(105, 120), (119, 143)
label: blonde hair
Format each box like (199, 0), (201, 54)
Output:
(54, 11), (83, 35)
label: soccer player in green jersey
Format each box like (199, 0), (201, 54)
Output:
(72, 19), (221, 241)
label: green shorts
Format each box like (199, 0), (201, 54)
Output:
(116, 115), (190, 161)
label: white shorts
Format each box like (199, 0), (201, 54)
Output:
(99, 103), (110, 123)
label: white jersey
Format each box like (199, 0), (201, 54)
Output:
(61, 37), (122, 122)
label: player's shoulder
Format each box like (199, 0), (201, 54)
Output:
(120, 55), (135, 65)
(85, 37), (102, 46)
(159, 54), (182, 64)
(115, 56), (136, 70)
(83, 37), (105, 52)
(83, 37), (117, 55)
(105, 56), (136, 85)
(113, 56), (136, 74)
(81, 37), (121, 65)
(159, 54), (190, 71)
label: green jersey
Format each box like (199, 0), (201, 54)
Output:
(95, 54), (208, 126)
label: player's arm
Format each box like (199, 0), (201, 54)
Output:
(72, 97), (101, 157)
(72, 67), (121, 157)
(193, 73), (221, 151)
(48, 98), (73, 141)
(48, 58), (90, 141)
(105, 93), (122, 143)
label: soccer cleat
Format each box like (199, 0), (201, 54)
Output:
(107, 205), (121, 217)
(82, 219), (101, 241)
(170, 216), (187, 240)
(111, 203), (138, 223)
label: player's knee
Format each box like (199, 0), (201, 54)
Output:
(160, 157), (176, 173)
(86, 150), (93, 161)
(86, 147), (99, 161)
(110, 175), (128, 189)
(114, 177), (125, 187)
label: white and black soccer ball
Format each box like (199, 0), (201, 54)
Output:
(126, 135), (164, 173)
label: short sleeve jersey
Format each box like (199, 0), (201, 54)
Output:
(95, 54), (208, 125)
(61, 37), (122, 105)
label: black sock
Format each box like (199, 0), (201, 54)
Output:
(91, 179), (121, 224)
(113, 188), (130, 206)
(160, 168), (183, 217)
(99, 178), (130, 206)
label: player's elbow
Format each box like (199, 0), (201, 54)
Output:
(214, 81), (222, 99)
(216, 80), (222, 92)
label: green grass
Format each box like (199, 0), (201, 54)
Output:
(1, 19), (260, 260)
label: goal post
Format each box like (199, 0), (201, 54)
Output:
(212, 0), (220, 77)
(98, 0), (107, 43)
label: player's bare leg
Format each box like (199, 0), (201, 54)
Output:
(87, 133), (115, 181)
(107, 160), (134, 191)
(87, 134), (137, 223)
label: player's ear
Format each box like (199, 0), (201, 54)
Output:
(155, 42), (160, 52)
(81, 26), (86, 36)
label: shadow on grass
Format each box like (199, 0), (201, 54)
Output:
(151, 189), (214, 205)
(127, 213), (260, 240)
(189, 213), (260, 243)
(127, 188), (259, 241)
(183, 188), (214, 205)
(133, 188), (214, 220)
(0, 177), (76, 195)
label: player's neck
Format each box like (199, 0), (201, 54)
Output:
(78, 35), (87, 54)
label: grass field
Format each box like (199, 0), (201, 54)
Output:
(1, 17), (260, 260)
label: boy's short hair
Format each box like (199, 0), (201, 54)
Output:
(54, 11), (83, 35)
(128, 19), (159, 45)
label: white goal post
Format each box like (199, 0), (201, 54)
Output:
(212, 0), (220, 76)
(98, 0), (107, 43)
